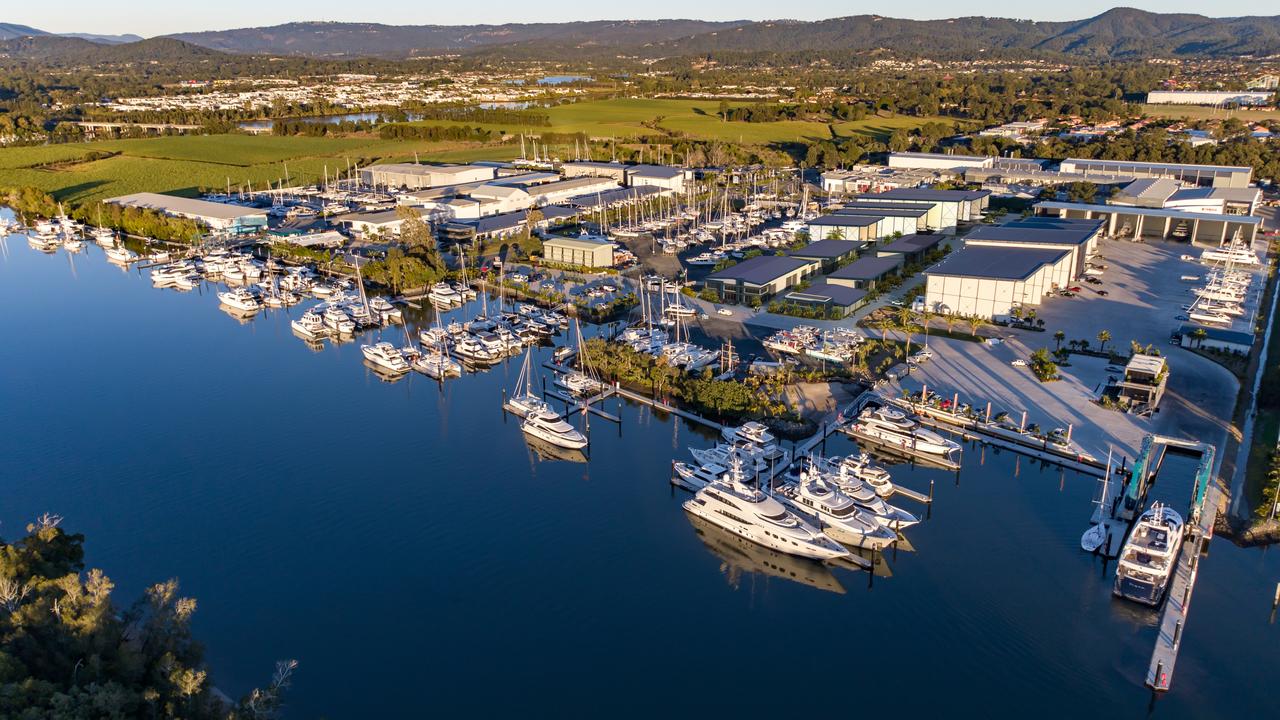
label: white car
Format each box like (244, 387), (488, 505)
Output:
(717, 308), (733, 316)
(1011, 359), (1028, 367)
(912, 349), (934, 361)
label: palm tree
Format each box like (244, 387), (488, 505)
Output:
(944, 312), (958, 336)
(920, 309), (935, 347)
(897, 306), (915, 359)
(1054, 330), (1065, 349)
(1097, 329), (1111, 353)
(969, 315), (989, 340)
(1190, 328), (1207, 348)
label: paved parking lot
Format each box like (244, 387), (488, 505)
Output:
(897, 237), (1248, 463)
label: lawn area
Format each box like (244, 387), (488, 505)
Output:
(1139, 103), (1277, 123)
(408, 97), (957, 144)
(0, 134), (516, 204)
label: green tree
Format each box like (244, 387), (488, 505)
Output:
(1097, 329), (1111, 353)
(1054, 330), (1066, 349)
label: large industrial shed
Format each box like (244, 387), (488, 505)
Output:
(105, 192), (267, 233)
(786, 239), (864, 272)
(1034, 201), (1260, 247)
(542, 235), (616, 268)
(848, 188), (990, 233)
(830, 206), (923, 237)
(1057, 158), (1252, 189)
(360, 163), (495, 190)
(923, 245), (1074, 320)
(806, 214), (884, 242)
(964, 218), (1103, 277)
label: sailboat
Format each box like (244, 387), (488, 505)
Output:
(505, 348), (550, 417)
(555, 319), (605, 396)
(1081, 449), (1113, 553)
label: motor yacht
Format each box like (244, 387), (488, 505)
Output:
(521, 408), (589, 450)
(103, 244), (139, 264)
(818, 461), (918, 529)
(369, 296), (403, 324)
(413, 350), (463, 380)
(429, 283), (462, 306)
(722, 421), (776, 446)
(419, 327), (450, 349)
(556, 371), (605, 397)
(217, 288), (262, 312)
(361, 342), (411, 374)
(685, 513), (847, 594)
(690, 440), (790, 476)
(453, 336), (499, 364)
(776, 471), (898, 549)
(682, 458), (850, 561)
(818, 454), (895, 497)
(1113, 502), (1185, 606)
(322, 306), (356, 335)
(1200, 245), (1259, 266)
(851, 405), (961, 459)
(672, 461), (729, 491)
(291, 311), (328, 338)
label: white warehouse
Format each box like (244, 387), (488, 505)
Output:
(924, 245), (1074, 320)
(361, 163), (495, 190)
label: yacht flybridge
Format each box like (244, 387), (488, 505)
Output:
(1114, 502), (1184, 607)
(775, 469), (898, 549)
(682, 458), (850, 561)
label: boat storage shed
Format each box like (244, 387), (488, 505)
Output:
(105, 192), (268, 233)
(705, 255), (820, 304)
(360, 163), (495, 190)
(923, 245), (1073, 320)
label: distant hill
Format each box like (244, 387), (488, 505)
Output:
(0, 22), (140, 43)
(166, 19), (748, 57)
(651, 9), (1280, 59)
(0, 36), (224, 63)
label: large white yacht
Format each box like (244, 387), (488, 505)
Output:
(682, 459), (850, 561)
(1113, 502), (1185, 607)
(322, 306), (355, 335)
(556, 371), (605, 397)
(818, 454), (894, 497)
(521, 408), (588, 450)
(851, 405), (961, 459)
(217, 288), (263, 312)
(361, 342), (411, 374)
(453, 336), (499, 364)
(690, 440), (790, 476)
(822, 461), (918, 529)
(1200, 244), (1259, 266)
(103, 244), (139, 264)
(776, 470), (898, 549)
(412, 350), (462, 380)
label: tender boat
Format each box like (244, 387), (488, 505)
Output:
(682, 458), (850, 561)
(361, 342), (411, 374)
(1113, 502), (1184, 607)
(521, 408), (589, 450)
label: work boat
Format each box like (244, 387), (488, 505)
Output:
(682, 458), (850, 561)
(1113, 502), (1185, 607)
(521, 408), (589, 450)
(361, 342), (411, 374)
(852, 405), (961, 458)
(291, 311), (328, 338)
(217, 288), (262, 312)
(722, 421), (776, 446)
(776, 469), (898, 549)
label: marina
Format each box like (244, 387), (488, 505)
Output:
(2, 216), (1278, 716)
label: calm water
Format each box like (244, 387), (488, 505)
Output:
(1, 230), (1277, 718)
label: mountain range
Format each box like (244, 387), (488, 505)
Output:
(0, 21), (140, 44)
(3, 10), (1280, 63)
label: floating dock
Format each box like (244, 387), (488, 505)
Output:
(1145, 440), (1218, 692)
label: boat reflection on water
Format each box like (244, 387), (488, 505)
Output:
(524, 434), (587, 464)
(363, 359), (409, 384)
(686, 513), (847, 594)
(291, 328), (327, 353)
(218, 305), (259, 325)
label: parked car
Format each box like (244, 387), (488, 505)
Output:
(1011, 359), (1028, 367)
(1085, 277), (1102, 285)
(1067, 286), (1083, 293)
(910, 349), (934, 363)
(717, 308), (734, 316)
(1097, 290), (1109, 296)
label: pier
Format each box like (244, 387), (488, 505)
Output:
(1145, 439), (1218, 692)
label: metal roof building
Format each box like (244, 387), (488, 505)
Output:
(1034, 200), (1261, 246)
(827, 255), (904, 290)
(704, 255), (821, 304)
(104, 192), (267, 233)
(1057, 158), (1252, 189)
(782, 282), (869, 318)
(924, 245), (1074, 320)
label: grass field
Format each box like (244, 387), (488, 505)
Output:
(0, 98), (957, 204)
(0, 135), (518, 204)
(1140, 103), (1277, 123)
(412, 97), (955, 144)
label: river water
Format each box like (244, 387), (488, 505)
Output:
(0, 229), (1276, 718)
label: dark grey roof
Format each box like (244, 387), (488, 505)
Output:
(1175, 324), (1254, 346)
(1006, 216), (1105, 231)
(786, 282), (867, 307)
(809, 214), (881, 227)
(707, 255), (815, 284)
(565, 186), (661, 208)
(927, 245), (1069, 281)
(473, 213), (526, 234)
(832, 206), (931, 218)
(869, 188), (991, 202)
(786, 239), (864, 259)
(965, 224), (1096, 247)
(879, 234), (943, 253)
(626, 164), (683, 180)
(828, 255), (903, 281)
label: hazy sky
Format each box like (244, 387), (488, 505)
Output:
(9, 1), (1274, 38)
